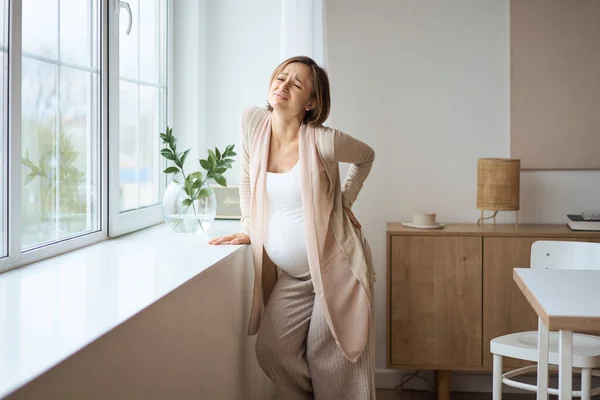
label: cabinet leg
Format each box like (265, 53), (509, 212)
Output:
(435, 370), (451, 400)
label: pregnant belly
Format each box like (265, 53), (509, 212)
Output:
(264, 212), (309, 273)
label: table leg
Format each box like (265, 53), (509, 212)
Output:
(435, 370), (451, 400)
(559, 330), (573, 400)
(537, 317), (549, 400)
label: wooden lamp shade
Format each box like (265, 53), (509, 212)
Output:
(477, 158), (521, 226)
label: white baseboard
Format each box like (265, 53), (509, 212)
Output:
(376, 369), (594, 394)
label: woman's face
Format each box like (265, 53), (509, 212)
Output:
(268, 62), (314, 117)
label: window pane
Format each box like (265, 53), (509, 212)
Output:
(139, 86), (160, 207)
(118, 0), (167, 213)
(119, 80), (139, 211)
(119, 0), (139, 81)
(23, 0), (58, 59)
(160, 0), (166, 86)
(60, 0), (92, 67)
(59, 67), (99, 232)
(21, 1), (100, 250)
(139, 0), (159, 84)
(21, 59), (58, 248)
(1, 52), (5, 259)
(0, 0), (5, 48)
(0, 0), (7, 258)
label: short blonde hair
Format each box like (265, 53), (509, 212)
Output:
(266, 56), (331, 126)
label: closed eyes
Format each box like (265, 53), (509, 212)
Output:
(276, 76), (303, 89)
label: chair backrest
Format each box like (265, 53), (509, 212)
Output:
(530, 240), (600, 270)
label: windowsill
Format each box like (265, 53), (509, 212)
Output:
(0, 220), (244, 399)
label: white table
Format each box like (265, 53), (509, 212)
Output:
(513, 269), (600, 400)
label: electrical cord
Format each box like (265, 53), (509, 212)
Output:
(477, 210), (498, 225)
(394, 370), (435, 393)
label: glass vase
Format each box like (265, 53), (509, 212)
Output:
(161, 181), (217, 234)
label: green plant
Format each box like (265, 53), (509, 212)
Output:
(22, 130), (86, 231)
(159, 126), (236, 228)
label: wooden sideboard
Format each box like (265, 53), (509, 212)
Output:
(386, 223), (600, 399)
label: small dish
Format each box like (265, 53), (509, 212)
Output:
(401, 222), (445, 230)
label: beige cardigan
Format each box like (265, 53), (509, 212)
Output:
(239, 107), (376, 362)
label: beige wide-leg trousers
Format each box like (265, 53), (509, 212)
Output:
(255, 270), (375, 400)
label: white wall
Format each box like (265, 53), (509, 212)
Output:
(173, 0), (281, 184)
(172, 0), (207, 167)
(324, 0), (600, 387)
(205, 0), (281, 185)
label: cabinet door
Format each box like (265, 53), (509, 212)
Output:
(390, 236), (482, 368)
(482, 237), (600, 368)
(482, 237), (538, 368)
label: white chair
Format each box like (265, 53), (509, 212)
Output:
(490, 240), (600, 400)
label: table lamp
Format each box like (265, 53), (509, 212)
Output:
(477, 158), (520, 227)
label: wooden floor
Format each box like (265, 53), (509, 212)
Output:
(375, 390), (534, 399)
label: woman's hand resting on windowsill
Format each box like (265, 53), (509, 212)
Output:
(208, 233), (251, 245)
(208, 209), (360, 245)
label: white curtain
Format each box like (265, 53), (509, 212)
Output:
(280, 0), (325, 66)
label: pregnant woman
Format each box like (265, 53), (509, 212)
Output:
(209, 55), (376, 400)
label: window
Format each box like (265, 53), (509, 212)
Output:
(109, 0), (168, 236)
(0, 0), (7, 259)
(20, 0), (101, 250)
(0, 0), (170, 272)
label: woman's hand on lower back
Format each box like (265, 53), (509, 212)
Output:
(208, 233), (251, 245)
(343, 207), (362, 229)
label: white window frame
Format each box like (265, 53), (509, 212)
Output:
(0, 0), (107, 273)
(0, 0), (9, 260)
(0, 0), (172, 272)
(108, 0), (172, 237)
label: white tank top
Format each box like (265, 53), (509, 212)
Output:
(263, 161), (311, 278)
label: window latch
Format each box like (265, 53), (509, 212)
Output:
(117, 1), (132, 35)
